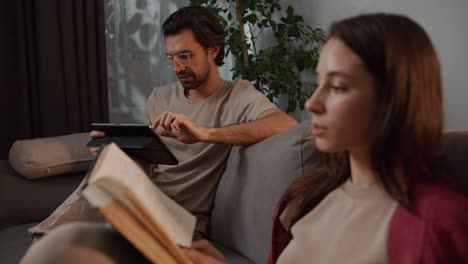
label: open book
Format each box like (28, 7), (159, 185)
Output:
(81, 143), (195, 263)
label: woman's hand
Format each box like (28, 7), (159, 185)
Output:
(183, 240), (227, 264)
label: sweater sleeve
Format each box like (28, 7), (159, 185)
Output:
(267, 197), (292, 264)
(423, 185), (468, 263)
(388, 175), (468, 264)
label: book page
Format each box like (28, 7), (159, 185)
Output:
(89, 143), (195, 247)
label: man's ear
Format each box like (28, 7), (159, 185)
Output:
(208, 46), (220, 59)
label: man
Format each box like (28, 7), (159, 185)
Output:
(94, 5), (295, 235)
(21, 5), (296, 263)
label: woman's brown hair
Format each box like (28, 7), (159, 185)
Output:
(282, 13), (443, 226)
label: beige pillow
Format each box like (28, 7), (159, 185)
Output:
(8, 133), (94, 179)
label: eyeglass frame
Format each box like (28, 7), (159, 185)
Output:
(164, 45), (204, 68)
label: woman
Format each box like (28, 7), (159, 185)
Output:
(184, 13), (468, 263)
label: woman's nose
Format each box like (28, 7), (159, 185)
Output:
(305, 87), (325, 114)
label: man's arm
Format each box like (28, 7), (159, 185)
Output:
(151, 108), (297, 146)
(205, 108), (296, 145)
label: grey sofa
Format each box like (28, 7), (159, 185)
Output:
(1, 121), (467, 264)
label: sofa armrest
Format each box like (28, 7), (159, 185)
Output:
(0, 161), (85, 231)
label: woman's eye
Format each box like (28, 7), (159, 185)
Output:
(332, 86), (346, 92)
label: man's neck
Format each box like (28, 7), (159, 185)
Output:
(185, 72), (222, 100)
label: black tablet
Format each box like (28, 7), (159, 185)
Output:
(87, 123), (178, 165)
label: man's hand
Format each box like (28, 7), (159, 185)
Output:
(183, 240), (227, 264)
(151, 111), (208, 144)
(88, 130), (106, 156)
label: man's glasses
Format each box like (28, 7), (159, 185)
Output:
(165, 52), (192, 68)
(164, 46), (203, 68)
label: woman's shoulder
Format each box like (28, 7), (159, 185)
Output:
(391, 173), (468, 233)
(395, 173), (468, 247)
(410, 175), (468, 220)
(389, 175), (468, 262)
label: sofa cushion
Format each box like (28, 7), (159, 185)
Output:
(0, 223), (36, 264)
(209, 121), (324, 263)
(27, 179), (105, 238)
(0, 160), (86, 231)
(8, 133), (94, 179)
(442, 131), (468, 191)
(211, 241), (254, 264)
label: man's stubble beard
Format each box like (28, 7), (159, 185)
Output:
(178, 67), (210, 91)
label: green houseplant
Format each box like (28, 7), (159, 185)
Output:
(190, 0), (325, 112)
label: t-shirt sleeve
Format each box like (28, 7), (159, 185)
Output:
(229, 80), (278, 123)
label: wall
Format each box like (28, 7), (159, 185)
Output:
(289, 0), (468, 129)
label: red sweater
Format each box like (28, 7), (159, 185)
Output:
(267, 176), (468, 263)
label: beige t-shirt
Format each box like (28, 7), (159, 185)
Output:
(277, 179), (398, 264)
(144, 79), (277, 233)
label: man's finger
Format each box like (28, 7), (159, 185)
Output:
(156, 126), (176, 138)
(151, 116), (161, 130)
(89, 147), (102, 156)
(89, 130), (105, 138)
(161, 112), (174, 131)
(165, 114), (177, 132)
(173, 118), (181, 131)
(158, 112), (168, 129)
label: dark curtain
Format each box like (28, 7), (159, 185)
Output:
(0, 0), (108, 159)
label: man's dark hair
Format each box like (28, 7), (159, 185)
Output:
(162, 5), (225, 66)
